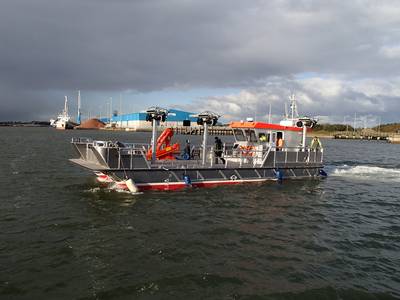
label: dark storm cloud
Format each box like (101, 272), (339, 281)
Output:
(1, 0), (400, 120)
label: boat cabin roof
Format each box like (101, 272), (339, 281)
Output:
(229, 121), (302, 132)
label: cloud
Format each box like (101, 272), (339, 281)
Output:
(380, 45), (400, 59)
(184, 76), (400, 125)
(0, 0), (399, 121)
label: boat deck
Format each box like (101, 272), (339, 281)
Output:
(70, 138), (323, 171)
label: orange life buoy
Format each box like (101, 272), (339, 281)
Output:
(239, 145), (255, 156)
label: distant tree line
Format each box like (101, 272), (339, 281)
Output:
(0, 121), (50, 127)
(313, 122), (400, 133)
(371, 123), (400, 133)
(313, 124), (354, 132)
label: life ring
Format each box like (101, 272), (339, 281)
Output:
(239, 145), (255, 156)
(230, 175), (238, 181)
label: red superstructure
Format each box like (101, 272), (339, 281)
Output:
(230, 121), (303, 132)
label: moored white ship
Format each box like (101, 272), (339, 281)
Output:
(50, 96), (77, 130)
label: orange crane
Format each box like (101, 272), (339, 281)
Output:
(146, 128), (180, 160)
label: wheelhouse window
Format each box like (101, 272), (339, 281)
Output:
(233, 129), (246, 141)
(245, 129), (258, 142)
(259, 133), (270, 142)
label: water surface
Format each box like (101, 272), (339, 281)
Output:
(1, 127), (399, 299)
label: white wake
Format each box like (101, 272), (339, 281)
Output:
(331, 165), (400, 182)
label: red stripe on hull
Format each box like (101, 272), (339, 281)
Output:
(135, 178), (268, 191)
(137, 182), (186, 191)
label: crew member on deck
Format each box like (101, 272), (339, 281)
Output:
(310, 136), (322, 150)
(214, 137), (226, 164)
(183, 139), (191, 160)
(276, 137), (284, 150)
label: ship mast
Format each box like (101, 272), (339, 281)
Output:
(64, 96), (68, 117)
(289, 94), (298, 119)
(77, 90), (81, 124)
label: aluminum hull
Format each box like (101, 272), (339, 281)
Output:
(100, 166), (323, 191)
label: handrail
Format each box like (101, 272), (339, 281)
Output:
(72, 138), (323, 169)
(117, 147), (151, 169)
(260, 146), (272, 167)
(71, 137), (149, 149)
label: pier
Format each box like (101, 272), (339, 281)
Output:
(172, 126), (233, 135)
(388, 134), (400, 144)
(333, 130), (389, 141)
(97, 125), (234, 135)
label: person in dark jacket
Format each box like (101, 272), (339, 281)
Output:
(183, 139), (191, 160)
(214, 137), (225, 164)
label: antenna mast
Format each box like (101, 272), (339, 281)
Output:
(119, 93), (122, 128)
(77, 90), (81, 124)
(64, 96), (68, 117)
(268, 103), (272, 123)
(109, 97), (113, 124)
(289, 94), (298, 119)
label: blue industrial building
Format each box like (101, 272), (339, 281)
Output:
(101, 109), (198, 130)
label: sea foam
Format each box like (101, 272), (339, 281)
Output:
(331, 165), (400, 182)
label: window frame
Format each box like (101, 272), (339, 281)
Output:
(245, 129), (258, 142)
(233, 129), (246, 141)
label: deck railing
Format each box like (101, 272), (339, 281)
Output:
(72, 138), (323, 170)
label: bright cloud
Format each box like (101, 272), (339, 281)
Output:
(0, 0), (400, 122)
(185, 76), (400, 124)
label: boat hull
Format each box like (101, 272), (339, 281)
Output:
(98, 165), (323, 192)
(55, 121), (76, 130)
(70, 137), (325, 192)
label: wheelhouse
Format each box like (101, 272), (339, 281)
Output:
(229, 121), (305, 149)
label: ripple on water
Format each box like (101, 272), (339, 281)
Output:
(1, 131), (400, 298)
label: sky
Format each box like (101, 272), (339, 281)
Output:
(1, 0), (400, 126)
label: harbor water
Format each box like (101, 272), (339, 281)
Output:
(1, 127), (400, 299)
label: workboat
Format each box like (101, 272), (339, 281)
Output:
(69, 103), (326, 192)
